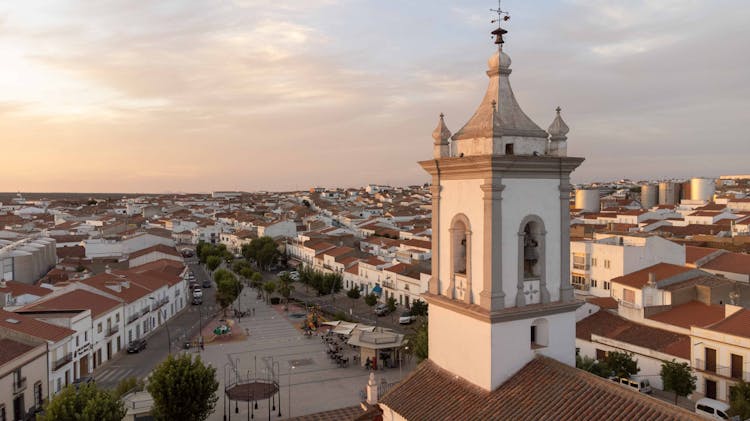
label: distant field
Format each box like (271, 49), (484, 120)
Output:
(0, 192), (150, 202)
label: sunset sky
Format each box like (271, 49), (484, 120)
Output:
(1, 0), (748, 193)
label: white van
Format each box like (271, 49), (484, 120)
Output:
(609, 376), (652, 394)
(695, 398), (730, 420)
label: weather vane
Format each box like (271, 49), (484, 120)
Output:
(490, 0), (511, 45)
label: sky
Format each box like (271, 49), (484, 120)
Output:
(1, 0), (749, 193)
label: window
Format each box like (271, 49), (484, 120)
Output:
(596, 349), (607, 361)
(604, 260), (611, 269)
(97, 323), (102, 333)
(0, 404), (5, 421)
(76, 336), (79, 347)
(590, 279), (598, 288)
(505, 143), (514, 155)
(572, 254), (587, 270)
(623, 289), (635, 304)
(84, 332), (88, 342)
(591, 258), (597, 267)
(34, 381), (42, 408)
(572, 275), (586, 290)
(603, 281), (611, 290)
(731, 354), (743, 379)
(115, 313), (120, 323)
(530, 319), (548, 348)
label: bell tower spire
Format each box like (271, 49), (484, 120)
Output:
(420, 2), (585, 392)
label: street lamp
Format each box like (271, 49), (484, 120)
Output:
(288, 365), (295, 418)
(150, 296), (171, 354)
(400, 346), (409, 380)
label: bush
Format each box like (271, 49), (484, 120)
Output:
(270, 297), (281, 305)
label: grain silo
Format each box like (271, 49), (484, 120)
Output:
(659, 182), (681, 205)
(640, 184), (658, 209)
(575, 189), (600, 212)
(691, 177), (716, 201)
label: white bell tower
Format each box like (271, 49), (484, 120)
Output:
(421, 7), (584, 391)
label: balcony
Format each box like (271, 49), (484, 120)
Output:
(572, 283), (589, 291)
(106, 325), (119, 337)
(140, 307), (150, 317)
(694, 359), (746, 380)
(13, 377), (27, 394)
(53, 353), (73, 371)
(127, 313), (140, 325)
(572, 263), (590, 271)
(382, 281), (395, 289)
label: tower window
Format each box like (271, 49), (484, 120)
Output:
(522, 222), (541, 279)
(530, 318), (548, 349)
(505, 143), (514, 155)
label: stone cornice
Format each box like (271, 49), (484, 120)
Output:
(423, 292), (581, 324)
(419, 155), (585, 179)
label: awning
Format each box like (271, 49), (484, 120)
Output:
(372, 285), (383, 295)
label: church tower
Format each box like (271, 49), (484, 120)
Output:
(421, 11), (584, 391)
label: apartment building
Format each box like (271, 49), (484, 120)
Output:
(0, 337), (47, 421)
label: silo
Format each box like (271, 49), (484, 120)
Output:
(640, 184), (658, 209)
(691, 178), (716, 201)
(659, 182), (681, 205)
(575, 189), (600, 212)
(681, 181), (692, 202)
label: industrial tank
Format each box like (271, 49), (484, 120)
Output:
(659, 182), (681, 205)
(575, 189), (600, 212)
(640, 184), (658, 209)
(691, 177), (716, 201)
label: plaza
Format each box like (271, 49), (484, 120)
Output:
(196, 287), (415, 420)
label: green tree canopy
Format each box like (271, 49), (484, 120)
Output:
(206, 255), (222, 271)
(406, 321), (428, 363)
(364, 293), (378, 307)
(215, 269), (242, 313)
(250, 272), (264, 289)
(660, 359), (696, 404)
(604, 351), (639, 378)
(410, 299), (428, 317)
(242, 237), (282, 270)
(346, 286), (361, 300)
(575, 354), (610, 378)
(729, 379), (750, 419)
(262, 280), (277, 304)
(147, 354), (219, 421)
(276, 273), (295, 310)
(42, 383), (126, 421)
(239, 267), (254, 280)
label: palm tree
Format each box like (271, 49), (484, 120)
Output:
(262, 281), (276, 304)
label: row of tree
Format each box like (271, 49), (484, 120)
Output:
(298, 265), (342, 296)
(241, 237), (282, 271)
(41, 354), (218, 421)
(197, 242), (233, 270)
(214, 269), (243, 315)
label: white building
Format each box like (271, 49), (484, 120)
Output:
(570, 233), (685, 297)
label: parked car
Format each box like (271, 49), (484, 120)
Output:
(192, 296), (203, 305)
(127, 339), (147, 353)
(399, 311), (415, 324)
(609, 376), (652, 394)
(202, 279), (212, 288)
(193, 288), (203, 299)
(290, 271), (300, 281)
(374, 303), (389, 316)
(695, 398), (730, 420)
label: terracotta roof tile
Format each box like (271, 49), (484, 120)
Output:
(701, 252), (750, 275)
(0, 338), (37, 366)
(0, 309), (75, 342)
(647, 301), (726, 329)
(704, 308), (750, 338)
(610, 263), (694, 289)
(380, 357), (699, 420)
(685, 246), (721, 265)
(21, 289), (120, 319)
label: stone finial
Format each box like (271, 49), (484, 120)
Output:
(548, 106), (569, 141)
(366, 372), (378, 405)
(432, 113), (452, 145)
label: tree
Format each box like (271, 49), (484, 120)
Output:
(113, 376), (145, 399)
(364, 293), (378, 307)
(729, 380), (750, 420)
(604, 351), (639, 378)
(41, 383), (126, 421)
(410, 299), (428, 317)
(576, 354), (609, 378)
(262, 280), (277, 304)
(406, 320), (428, 363)
(250, 272), (264, 290)
(206, 255), (221, 271)
(147, 353), (219, 421)
(243, 237), (282, 271)
(276, 273), (295, 311)
(387, 296), (398, 322)
(660, 359), (696, 405)
(215, 269), (242, 315)
(346, 286), (361, 309)
(239, 267), (254, 281)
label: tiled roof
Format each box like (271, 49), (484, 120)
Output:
(0, 281), (53, 298)
(610, 263), (694, 289)
(0, 309), (75, 342)
(577, 310), (690, 359)
(380, 357), (699, 421)
(585, 296), (618, 310)
(129, 244), (181, 259)
(701, 252), (750, 275)
(287, 406), (374, 421)
(21, 289), (120, 319)
(704, 308), (750, 338)
(647, 301), (726, 329)
(0, 338), (37, 366)
(685, 246), (721, 265)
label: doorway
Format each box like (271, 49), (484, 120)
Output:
(705, 379), (717, 399)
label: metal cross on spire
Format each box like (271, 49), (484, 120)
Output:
(490, 0), (511, 46)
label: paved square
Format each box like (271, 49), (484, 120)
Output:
(196, 289), (414, 420)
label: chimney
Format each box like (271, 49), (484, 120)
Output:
(0, 279), (6, 288)
(648, 272), (656, 286)
(105, 265), (112, 274)
(366, 372), (378, 405)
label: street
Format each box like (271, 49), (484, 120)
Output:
(93, 260), (219, 390)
